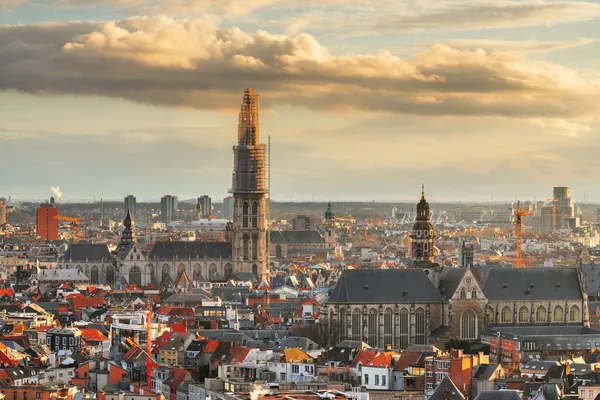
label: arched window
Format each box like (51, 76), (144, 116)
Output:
(554, 306), (564, 322)
(243, 202), (249, 228)
(570, 305), (581, 322)
(415, 308), (426, 345)
(536, 306), (547, 323)
(243, 235), (249, 260)
(129, 265), (141, 286)
(518, 306), (529, 323)
(368, 308), (378, 347)
(351, 309), (362, 341)
(460, 289), (466, 299)
(501, 306), (512, 323)
(487, 307), (495, 324)
(252, 202), (258, 228)
(383, 308), (393, 350)
(339, 308), (347, 341)
(398, 309), (409, 350)
(460, 309), (477, 340)
(471, 289), (477, 299)
(252, 234), (258, 260)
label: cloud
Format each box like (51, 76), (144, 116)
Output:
(0, 16), (599, 123)
(403, 38), (600, 54)
(260, 0), (600, 36)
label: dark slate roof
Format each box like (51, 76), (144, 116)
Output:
(149, 241), (232, 260)
(582, 263), (600, 296)
(473, 364), (501, 380)
(438, 267), (467, 298)
(212, 286), (250, 301)
(270, 231), (325, 245)
(474, 391), (522, 400)
(328, 269), (443, 304)
(63, 244), (112, 262)
(481, 267), (583, 301)
(429, 376), (465, 400)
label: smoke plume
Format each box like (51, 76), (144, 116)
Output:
(50, 186), (63, 202)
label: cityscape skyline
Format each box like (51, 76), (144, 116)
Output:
(2, 1), (600, 201)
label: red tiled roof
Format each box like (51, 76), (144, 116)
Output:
(365, 352), (396, 368)
(394, 351), (423, 371)
(352, 349), (380, 367)
(0, 289), (15, 298)
(37, 326), (53, 332)
(73, 297), (104, 310)
(164, 369), (190, 387)
(66, 293), (85, 300)
(230, 347), (252, 363)
(80, 329), (108, 341)
(204, 339), (219, 353)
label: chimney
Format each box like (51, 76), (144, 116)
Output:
(97, 391), (105, 400)
(385, 344), (392, 352)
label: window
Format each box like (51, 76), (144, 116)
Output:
(501, 307), (511, 323)
(292, 365), (299, 374)
(382, 375), (386, 386)
(63, 337), (67, 346)
(364, 374), (369, 385)
(426, 372), (433, 378)
(36, 393), (42, 399)
(460, 290), (466, 299)
(375, 375), (379, 386)
(471, 289), (477, 299)
(554, 306), (564, 322)
(69, 337), (73, 346)
(243, 202), (249, 228)
(252, 202), (258, 228)
(518, 307), (529, 323)
(305, 366), (311, 372)
(55, 336), (59, 345)
(536, 306), (547, 323)
(46, 337), (51, 345)
(460, 309), (477, 339)
(570, 305), (581, 321)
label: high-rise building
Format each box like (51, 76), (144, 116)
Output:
(0, 198), (6, 225)
(231, 88), (268, 282)
(161, 195), (178, 223)
(554, 186), (575, 229)
(124, 195), (136, 222)
(37, 200), (59, 240)
(223, 196), (234, 221)
(292, 215), (314, 231)
(198, 195), (212, 218)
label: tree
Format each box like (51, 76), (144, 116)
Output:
(445, 338), (471, 353)
(293, 316), (340, 349)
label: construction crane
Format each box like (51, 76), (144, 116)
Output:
(513, 201), (532, 269)
(55, 216), (83, 243)
(146, 300), (153, 390)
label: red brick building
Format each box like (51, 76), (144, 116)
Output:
(424, 350), (488, 393)
(36, 202), (59, 241)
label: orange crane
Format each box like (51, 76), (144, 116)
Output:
(513, 201), (532, 269)
(146, 300), (153, 390)
(55, 216), (83, 243)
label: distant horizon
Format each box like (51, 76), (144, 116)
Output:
(7, 197), (599, 206)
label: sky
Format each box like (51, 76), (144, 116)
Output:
(1, 0), (600, 203)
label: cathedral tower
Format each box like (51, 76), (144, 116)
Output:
(231, 89), (268, 283)
(412, 183), (435, 263)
